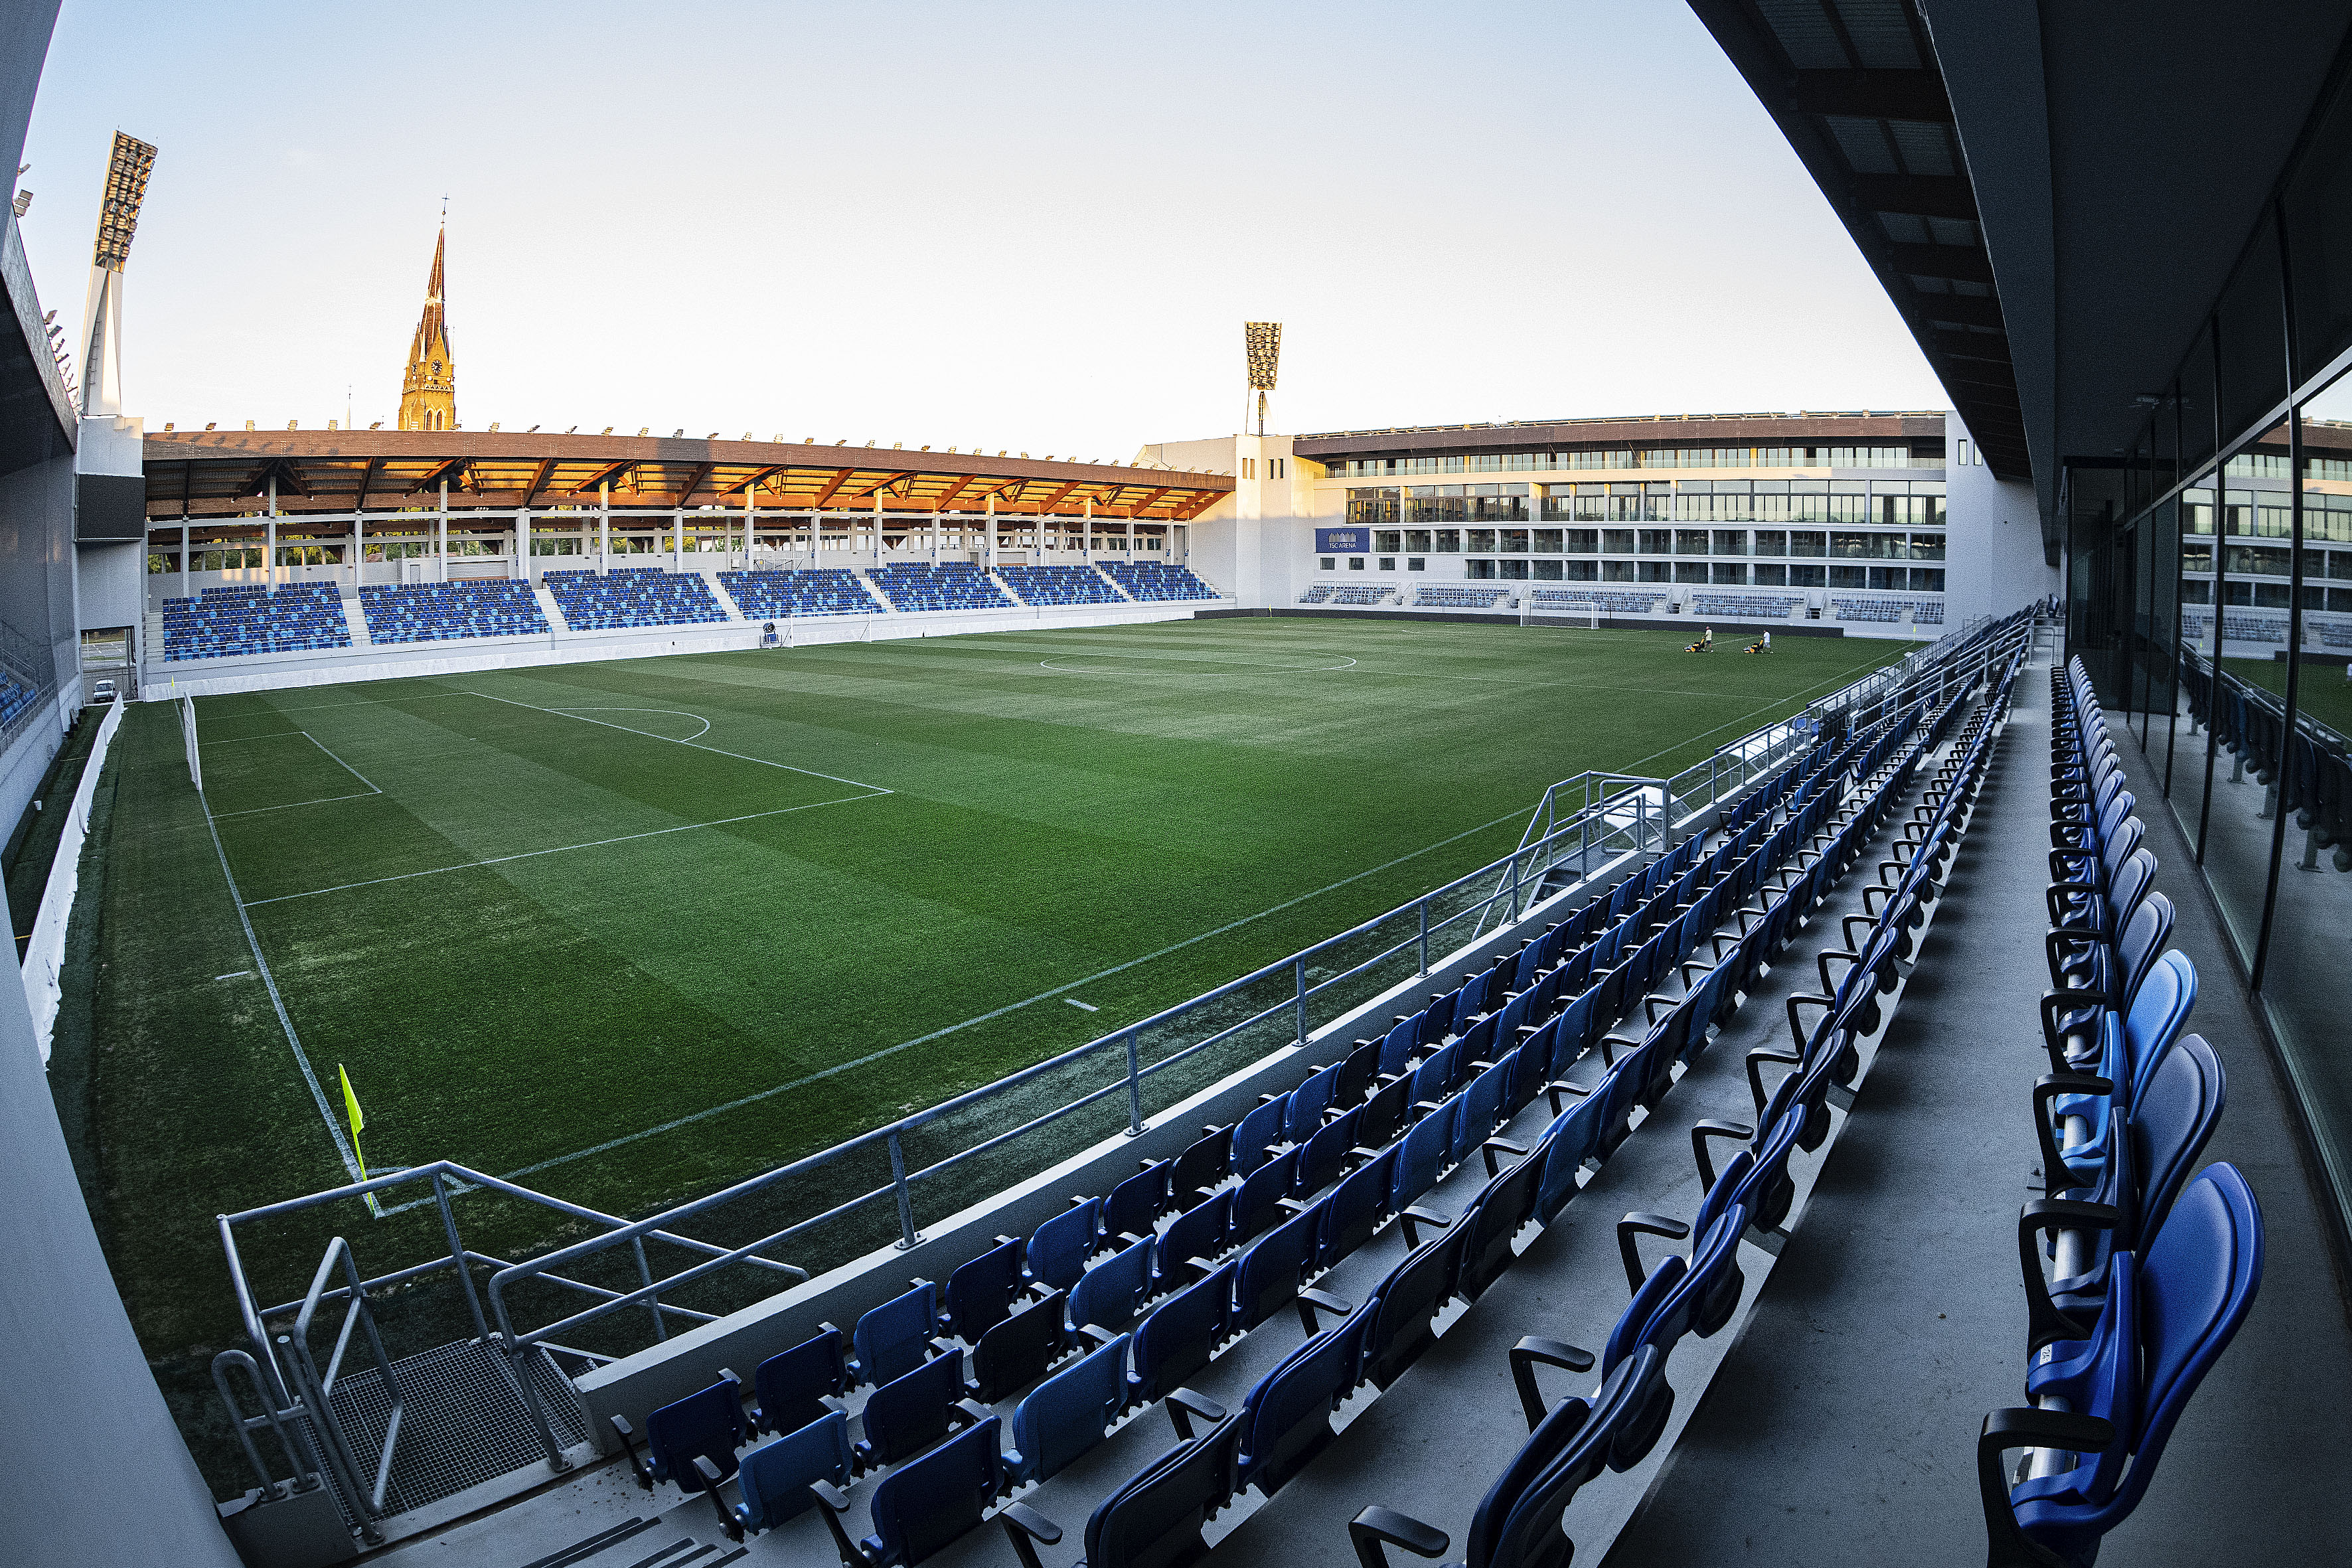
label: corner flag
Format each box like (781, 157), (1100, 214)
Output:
(339, 1064), (368, 1178)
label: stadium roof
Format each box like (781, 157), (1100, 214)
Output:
(1291, 410), (1948, 459)
(138, 430), (1233, 522)
(1684, 0), (2029, 483)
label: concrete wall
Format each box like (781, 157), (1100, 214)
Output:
(1944, 411), (2058, 623)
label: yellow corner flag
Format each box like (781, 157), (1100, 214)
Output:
(339, 1065), (380, 1215)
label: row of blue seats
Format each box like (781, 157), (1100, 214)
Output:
(600, 678), (1971, 1565)
(870, 563), (1015, 614)
(1097, 562), (1219, 601)
(1972, 657), (2262, 1568)
(720, 568), (885, 619)
(999, 566), (1122, 607)
(544, 568), (726, 630)
(162, 583), (351, 661)
(1354, 621), (2033, 1567)
(357, 581), (547, 643)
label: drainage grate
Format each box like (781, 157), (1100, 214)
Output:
(327, 1339), (589, 1518)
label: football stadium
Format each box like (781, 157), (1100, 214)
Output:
(10, 5), (2352, 1568)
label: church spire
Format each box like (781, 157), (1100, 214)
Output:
(398, 222), (456, 431)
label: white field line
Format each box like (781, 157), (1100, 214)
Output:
(544, 706), (712, 741)
(242, 791), (886, 906)
(453, 688), (892, 794)
(196, 786), (364, 1184)
(1036, 653), (1359, 674)
(200, 730), (387, 818)
(495, 802), (1537, 1182)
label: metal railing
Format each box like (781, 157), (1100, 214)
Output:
(210, 610), (2033, 1521)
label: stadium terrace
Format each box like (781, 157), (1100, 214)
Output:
(5, 5), (2352, 1568)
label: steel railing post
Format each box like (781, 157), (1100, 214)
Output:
(1293, 957), (1308, 1048)
(431, 1172), (489, 1344)
(888, 1131), (922, 1249)
(1417, 899), (1429, 977)
(631, 1237), (666, 1342)
(1123, 1030), (1144, 1135)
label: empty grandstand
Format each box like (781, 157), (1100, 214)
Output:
(1690, 593), (1803, 619)
(997, 563), (1122, 605)
(1413, 583), (1504, 610)
(161, 584), (351, 662)
(1328, 582), (1397, 605)
(1297, 584), (1334, 603)
(543, 568), (727, 631)
(1097, 560), (1220, 601)
(867, 562), (1014, 613)
(358, 580), (548, 643)
(716, 567), (884, 619)
(1529, 588), (1670, 617)
(1832, 596), (1941, 625)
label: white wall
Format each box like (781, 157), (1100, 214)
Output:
(1944, 410), (2058, 622)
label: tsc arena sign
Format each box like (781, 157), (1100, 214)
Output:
(1314, 528), (1369, 553)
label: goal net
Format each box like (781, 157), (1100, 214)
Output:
(181, 696), (201, 793)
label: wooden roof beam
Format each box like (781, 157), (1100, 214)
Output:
(932, 475), (975, 512)
(405, 457), (471, 495)
(671, 462), (716, 505)
(810, 468), (856, 509)
(566, 459), (634, 496)
(520, 457), (558, 507)
(719, 464), (785, 497)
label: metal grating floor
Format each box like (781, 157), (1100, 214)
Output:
(327, 1338), (589, 1520)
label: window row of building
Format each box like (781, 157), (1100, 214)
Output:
(1345, 479), (1947, 527)
(1326, 444), (1938, 477)
(1364, 527), (1946, 559)
(1318, 554), (1948, 590)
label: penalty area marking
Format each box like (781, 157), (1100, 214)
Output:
(454, 688), (890, 794)
(1038, 653), (1358, 674)
(542, 706), (712, 742)
(201, 729), (387, 818)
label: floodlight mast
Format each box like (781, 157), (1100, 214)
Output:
(79, 131), (157, 418)
(1245, 321), (1280, 437)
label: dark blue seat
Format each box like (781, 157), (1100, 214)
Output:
(1007, 1332), (1131, 1487)
(1596, 1205), (1747, 1378)
(1285, 1063), (1341, 1144)
(1236, 1314), (1367, 1498)
(1318, 1148), (1397, 1270)
(1358, 1076), (1411, 1150)
(1235, 1199), (1334, 1333)
(1377, 1013), (1423, 1079)
(1298, 1106), (1362, 1198)
(1069, 1233), (1154, 1338)
(856, 1347), (981, 1471)
(1532, 1088), (1606, 1228)
(611, 1372), (746, 1498)
(1458, 1143), (1545, 1302)
(1349, 1343), (1670, 1568)
(1029, 1199), (1104, 1294)
(1982, 1164), (2264, 1568)
(1153, 1190), (1231, 1295)
(1079, 1407), (1241, 1568)
(852, 1281), (942, 1387)
(1358, 1224), (1470, 1391)
(1233, 1097), (1289, 1176)
(727, 1411), (852, 1537)
(941, 1237), (1025, 1344)
(1105, 1161), (1172, 1242)
(751, 1325), (847, 1436)
(818, 1415), (1059, 1568)
(1170, 1125), (1231, 1208)
(967, 1290), (1068, 1405)
(1131, 1261), (1234, 1408)
(1450, 1058), (1512, 1170)
(1390, 1097), (1456, 1214)
(1231, 1148), (1298, 1247)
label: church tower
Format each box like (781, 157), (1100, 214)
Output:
(397, 224), (457, 431)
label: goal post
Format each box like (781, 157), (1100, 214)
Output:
(181, 695), (200, 792)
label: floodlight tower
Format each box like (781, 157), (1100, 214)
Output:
(78, 131), (156, 417)
(1245, 321), (1280, 436)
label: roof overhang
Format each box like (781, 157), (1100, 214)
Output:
(1293, 411), (1947, 461)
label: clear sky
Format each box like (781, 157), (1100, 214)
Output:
(18, 0), (1950, 454)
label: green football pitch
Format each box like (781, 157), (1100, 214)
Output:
(72, 615), (1906, 1429)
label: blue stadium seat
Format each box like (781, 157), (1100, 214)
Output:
(726, 1411), (852, 1538)
(1151, 1191), (1231, 1296)
(818, 1415), (1058, 1568)
(611, 1372), (746, 1498)
(1230, 1149), (1297, 1248)
(544, 566), (727, 630)
(850, 1281), (941, 1387)
(1068, 1233), (1153, 1338)
(869, 562), (1016, 613)
(1235, 1314), (1368, 1498)
(1103, 1161), (1171, 1242)
(1077, 1404), (1241, 1568)
(998, 564), (1123, 606)
(1097, 560), (1221, 601)
(1130, 1261), (1234, 1408)
(1357, 1225), (1471, 1391)
(854, 1349), (982, 1472)
(162, 584), (353, 661)
(941, 1236), (1026, 1344)
(358, 580), (548, 643)
(1028, 1198), (1104, 1294)
(1005, 1331), (1130, 1487)
(966, 1289), (1069, 1405)
(719, 566), (884, 619)
(751, 1325), (847, 1436)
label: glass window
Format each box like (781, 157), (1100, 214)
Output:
(1348, 557), (1366, 570)
(1675, 562), (1708, 583)
(1674, 528), (1710, 555)
(1319, 557), (1335, 570)
(1713, 530), (1748, 555)
(1499, 528), (1529, 553)
(1466, 559), (1495, 578)
(1755, 563), (1788, 586)
(1638, 561), (1672, 582)
(1909, 568), (1945, 592)
(1830, 564), (1867, 588)
(1434, 529), (1460, 552)
(1564, 560), (1597, 582)
(1407, 556), (1426, 571)
(1374, 530), (1402, 552)
(1405, 529), (1432, 551)
(1867, 566), (1905, 590)
(1910, 532), (1946, 560)
(1603, 529), (1636, 554)
(1788, 530), (1826, 557)
(1377, 556), (1395, 571)
(1603, 560), (1634, 582)
(1754, 529), (1787, 556)
(1789, 563), (1826, 587)
(1500, 560), (1529, 580)
(1467, 528), (1496, 552)
(1563, 528), (1597, 553)
(1711, 563), (1747, 584)
(1533, 560), (1563, 580)
(1533, 528), (1562, 552)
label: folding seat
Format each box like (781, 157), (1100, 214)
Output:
(1005, 1332), (1131, 1488)
(1543, 985), (1601, 1079)
(1334, 1039), (1379, 1111)
(1573, 1203), (1747, 1390)
(611, 1372), (747, 1498)
(2045, 893), (2174, 1048)
(723, 1410), (853, 1539)
(1077, 1406), (1242, 1568)
(1410, 1040), (1463, 1105)
(941, 1238), (1025, 1344)
(1390, 1098), (1457, 1213)
(1285, 1063), (1341, 1145)
(1297, 1105), (1362, 1198)
(2028, 1034), (2225, 1339)
(1169, 1125), (1230, 1209)
(1104, 1161), (1172, 1243)
(1230, 1148), (1298, 1249)
(751, 1324), (848, 1436)
(1454, 1013), (1500, 1073)
(1235, 1198), (1342, 1333)
(1529, 1089), (1607, 1229)
(1131, 1261), (1235, 1407)
(819, 1416), (1059, 1568)
(1358, 1223), (1471, 1392)
(1456, 1142), (1544, 1301)
(1451, 1058), (1512, 1170)
(1027, 1198), (1105, 1294)
(2041, 951), (2197, 1138)
(1318, 1148), (1398, 1269)
(846, 1281), (945, 1389)
(2047, 847), (2156, 954)
(1691, 1105), (1804, 1235)
(1504, 1024), (1557, 1117)
(966, 1291), (1069, 1405)
(1583, 1052), (1648, 1165)
(1348, 1342), (1670, 1568)
(1420, 989), (1461, 1050)
(1152, 1190), (1231, 1296)
(1980, 1165), (2263, 1568)
(1231, 1096), (1289, 1176)
(1235, 1313), (1369, 1498)
(856, 1349), (984, 1472)
(1070, 1233), (1155, 1338)
(1357, 1075), (1411, 1150)
(1376, 1014), (1423, 1079)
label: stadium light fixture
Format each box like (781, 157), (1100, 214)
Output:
(204, 422), (215, 431)
(602, 428), (613, 435)
(636, 428), (648, 436)
(1244, 321), (1281, 436)
(368, 422), (381, 430)
(78, 131), (157, 416)
(564, 426), (576, 434)
(488, 422), (500, 432)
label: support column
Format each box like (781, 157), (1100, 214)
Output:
(179, 523), (190, 599)
(516, 507), (529, 582)
(744, 485), (755, 570)
(1082, 497), (1093, 563)
(437, 481), (449, 584)
(872, 491), (884, 568)
(265, 477), (277, 593)
(353, 510), (364, 589)
(599, 483), (611, 574)
(986, 495), (998, 570)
